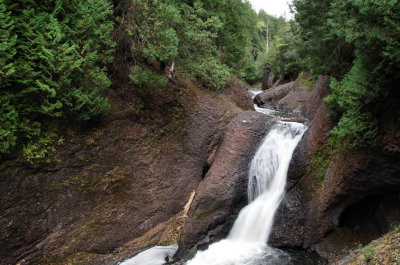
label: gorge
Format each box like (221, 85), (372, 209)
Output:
(1, 1), (399, 264)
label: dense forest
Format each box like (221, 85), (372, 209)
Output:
(1, 0), (399, 161)
(1, 0), (400, 264)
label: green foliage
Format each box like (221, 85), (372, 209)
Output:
(190, 0), (258, 77)
(176, 1), (232, 90)
(127, 98), (145, 115)
(306, 136), (339, 183)
(127, 0), (180, 92)
(130, 66), (167, 91)
(326, 57), (380, 147)
(245, 12), (302, 83)
(264, 22), (301, 80)
(126, 0), (233, 92)
(22, 133), (58, 165)
(125, 0), (268, 91)
(0, 97), (18, 153)
(0, 0), (114, 154)
(187, 57), (231, 90)
(293, 0), (400, 147)
(0, 0), (16, 84)
(291, 0), (354, 77)
(362, 244), (376, 261)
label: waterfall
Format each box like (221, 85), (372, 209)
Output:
(186, 122), (306, 265)
(119, 88), (307, 265)
(228, 122), (305, 243)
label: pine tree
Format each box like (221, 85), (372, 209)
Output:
(0, 0), (18, 153)
(0, 0), (114, 154)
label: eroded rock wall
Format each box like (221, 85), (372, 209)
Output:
(0, 77), (254, 265)
(176, 112), (277, 257)
(267, 75), (400, 263)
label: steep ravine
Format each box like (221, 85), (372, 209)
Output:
(0, 77), (257, 265)
(114, 80), (399, 265)
(2, 75), (399, 265)
(257, 76), (400, 263)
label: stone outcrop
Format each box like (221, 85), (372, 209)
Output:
(0, 77), (255, 265)
(268, 75), (400, 263)
(269, 76), (333, 248)
(254, 78), (310, 111)
(254, 81), (297, 108)
(176, 112), (277, 257)
(261, 71), (274, 90)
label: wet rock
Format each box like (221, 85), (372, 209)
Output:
(269, 76), (333, 248)
(270, 75), (400, 263)
(176, 111), (277, 257)
(254, 81), (298, 108)
(269, 184), (308, 248)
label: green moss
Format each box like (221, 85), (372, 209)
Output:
(101, 166), (127, 190)
(305, 135), (339, 184)
(61, 164), (125, 193)
(362, 244), (376, 262)
(143, 103), (186, 155)
(299, 72), (317, 92)
(86, 137), (95, 146)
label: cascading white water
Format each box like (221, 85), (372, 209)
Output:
(119, 245), (178, 265)
(186, 122), (306, 265)
(120, 90), (307, 265)
(228, 122), (305, 243)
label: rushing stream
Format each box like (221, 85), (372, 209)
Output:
(186, 122), (306, 265)
(121, 89), (313, 265)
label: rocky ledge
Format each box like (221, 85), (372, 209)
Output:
(0, 77), (256, 265)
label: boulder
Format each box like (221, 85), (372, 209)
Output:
(254, 81), (297, 108)
(176, 111), (277, 257)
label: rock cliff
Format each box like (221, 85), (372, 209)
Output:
(261, 76), (400, 263)
(0, 77), (255, 265)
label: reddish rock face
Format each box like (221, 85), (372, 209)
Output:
(254, 77), (328, 113)
(177, 112), (277, 257)
(303, 76), (331, 120)
(254, 81), (298, 108)
(268, 75), (400, 263)
(306, 145), (400, 248)
(0, 77), (255, 265)
(269, 76), (333, 248)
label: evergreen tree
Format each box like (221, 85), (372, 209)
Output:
(0, 0), (18, 153)
(325, 0), (400, 146)
(0, 0), (114, 154)
(127, 0), (232, 92)
(293, 0), (400, 146)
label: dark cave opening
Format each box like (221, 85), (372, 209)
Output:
(338, 191), (400, 245)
